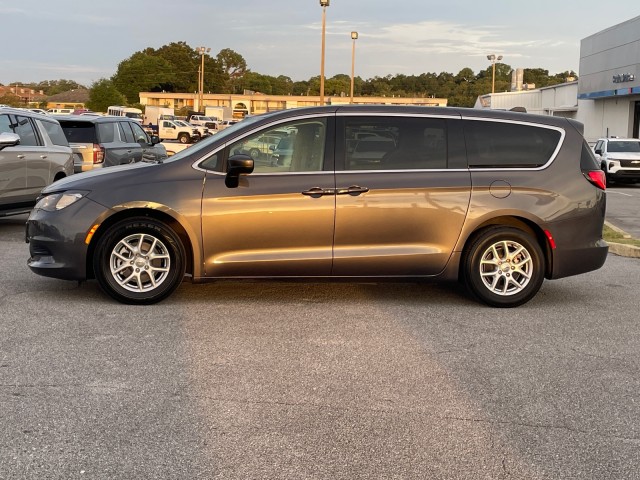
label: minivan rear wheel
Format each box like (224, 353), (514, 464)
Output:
(463, 227), (544, 308)
(94, 218), (185, 304)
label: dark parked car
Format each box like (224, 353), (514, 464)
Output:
(27, 105), (608, 307)
(0, 107), (73, 216)
(54, 115), (167, 173)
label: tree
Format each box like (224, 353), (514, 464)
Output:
(0, 94), (21, 107)
(217, 48), (247, 93)
(325, 74), (351, 96)
(112, 52), (175, 103)
(86, 79), (126, 112)
(240, 72), (274, 94)
(33, 79), (85, 95)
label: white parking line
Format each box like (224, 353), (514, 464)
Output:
(607, 190), (633, 196)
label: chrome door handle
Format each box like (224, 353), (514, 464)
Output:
(336, 185), (369, 195)
(40, 155), (48, 159)
(17, 154), (25, 159)
(302, 187), (335, 196)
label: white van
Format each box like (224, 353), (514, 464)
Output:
(107, 106), (143, 123)
(47, 108), (74, 115)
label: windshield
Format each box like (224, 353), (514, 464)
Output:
(125, 112), (143, 120)
(608, 141), (640, 153)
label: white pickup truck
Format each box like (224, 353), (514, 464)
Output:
(157, 119), (198, 144)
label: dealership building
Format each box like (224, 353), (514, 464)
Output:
(578, 15), (640, 141)
(475, 15), (640, 143)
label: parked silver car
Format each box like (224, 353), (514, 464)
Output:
(0, 107), (73, 216)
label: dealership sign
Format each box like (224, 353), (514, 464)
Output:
(613, 73), (636, 83)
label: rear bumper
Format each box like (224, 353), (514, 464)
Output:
(548, 214), (609, 279)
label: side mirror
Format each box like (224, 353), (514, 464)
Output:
(225, 154), (254, 188)
(594, 148), (602, 155)
(150, 135), (160, 145)
(0, 132), (20, 151)
(269, 145), (275, 151)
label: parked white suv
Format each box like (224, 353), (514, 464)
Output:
(593, 137), (640, 184)
(0, 107), (73, 216)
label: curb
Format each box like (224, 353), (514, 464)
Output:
(608, 242), (640, 258)
(604, 221), (640, 258)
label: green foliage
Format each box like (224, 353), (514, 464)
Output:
(111, 42), (228, 99)
(217, 48), (247, 93)
(0, 94), (21, 107)
(86, 79), (126, 112)
(14, 41), (578, 108)
(112, 52), (175, 103)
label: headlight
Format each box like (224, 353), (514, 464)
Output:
(35, 192), (88, 211)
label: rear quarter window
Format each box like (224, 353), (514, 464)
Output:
(464, 120), (562, 168)
(581, 141), (600, 170)
(39, 120), (69, 147)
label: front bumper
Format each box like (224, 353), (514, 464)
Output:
(26, 197), (111, 281)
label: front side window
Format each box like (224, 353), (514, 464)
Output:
(594, 140), (603, 153)
(343, 117), (447, 170)
(465, 120), (562, 168)
(130, 122), (150, 143)
(228, 119), (327, 173)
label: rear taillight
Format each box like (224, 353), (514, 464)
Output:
(92, 144), (104, 164)
(584, 170), (606, 190)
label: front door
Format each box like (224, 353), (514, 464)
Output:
(201, 116), (336, 277)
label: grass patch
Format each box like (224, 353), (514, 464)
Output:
(603, 224), (640, 247)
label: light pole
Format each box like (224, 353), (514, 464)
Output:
(196, 46), (211, 111)
(487, 54), (503, 94)
(350, 31), (358, 104)
(319, 0), (330, 106)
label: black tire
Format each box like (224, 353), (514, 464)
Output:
(462, 227), (545, 308)
(93, 218), (186, 304)
(178, 133), (190, 144)
(249, 148), (261, 160)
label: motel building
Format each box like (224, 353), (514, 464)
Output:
(139, 92), (447, 120)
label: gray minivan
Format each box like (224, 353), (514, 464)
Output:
(54, 115), (167, 173)
(27, 105), (608, 307)
(0, 107), (73, 216)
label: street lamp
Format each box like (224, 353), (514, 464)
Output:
(487, 53), (503, 95)
(196, 46), (211, 111)
(350, 31), (358, 104)
(319, 0), (330, 106)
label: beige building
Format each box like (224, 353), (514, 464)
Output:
(139, 91), (447, 119)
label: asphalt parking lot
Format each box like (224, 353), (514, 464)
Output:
(606, 182), (640, 238)
(1, 212), (640, 479)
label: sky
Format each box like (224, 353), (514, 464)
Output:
(1, 0), (638, 87)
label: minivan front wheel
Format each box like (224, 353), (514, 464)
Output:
(463, 227), (544, 308)
(94, 218), (185, 304)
